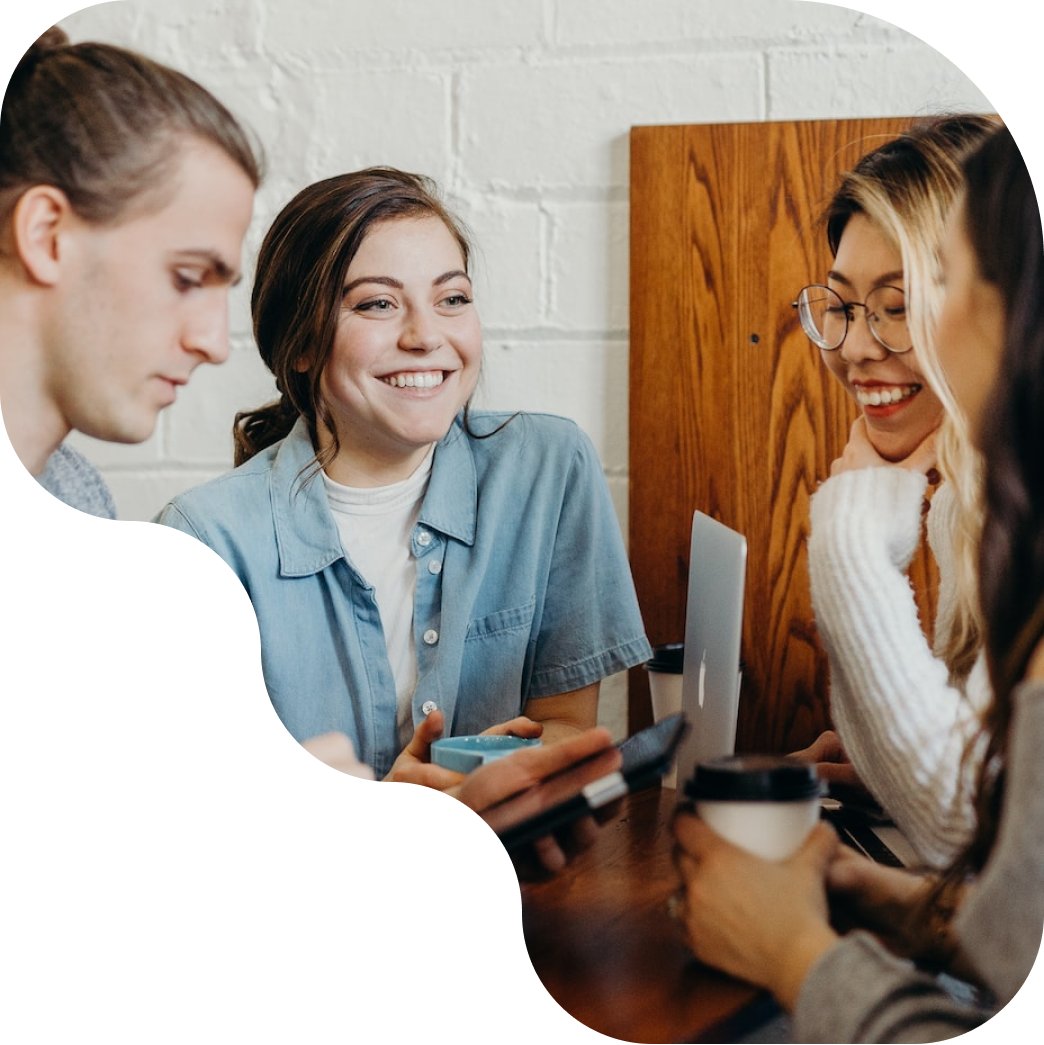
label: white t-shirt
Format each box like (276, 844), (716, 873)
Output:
(322, 448), (435, 749)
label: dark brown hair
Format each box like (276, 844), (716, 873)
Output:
(235, 167), (473, 469)
(916, 124), (1044, 966)
(0, 26), (261, 227)
(962, 124), (1044, 871)
(823, 115), (998, 255)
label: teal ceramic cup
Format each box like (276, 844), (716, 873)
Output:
(430, 735), (541, 773)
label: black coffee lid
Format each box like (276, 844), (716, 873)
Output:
(684, 755), (822, 802)
(644, 643), (685, 673)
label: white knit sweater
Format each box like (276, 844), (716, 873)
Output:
(808, 468), (989, 868)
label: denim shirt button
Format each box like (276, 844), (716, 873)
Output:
(416, 530), (433, 547)
(421, 700), (438, 715)
(423, 629), (439, 645)
(428, 560), (442, 575)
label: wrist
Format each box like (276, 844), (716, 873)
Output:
(772, 924), (840, 1011)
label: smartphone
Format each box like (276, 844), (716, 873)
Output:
(484, 712), (688, 852)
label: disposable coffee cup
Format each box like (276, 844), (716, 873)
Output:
(644, 643), (684, 787)
(684, 755), (822, 860)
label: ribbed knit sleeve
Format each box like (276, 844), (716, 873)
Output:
(808, 470), (987, 867)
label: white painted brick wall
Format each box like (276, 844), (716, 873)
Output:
(45, 0), (990, 738)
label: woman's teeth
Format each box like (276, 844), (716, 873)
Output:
(381, 371), (444, 389)
(855, 383), (920, 407)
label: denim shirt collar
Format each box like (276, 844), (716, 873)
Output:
(270, 415), (477, 578)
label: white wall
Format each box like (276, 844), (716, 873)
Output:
(55, 0), (990, 739)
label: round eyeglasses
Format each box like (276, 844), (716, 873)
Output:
(792, 284), (912, 354)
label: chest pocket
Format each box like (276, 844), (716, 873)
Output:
(458, 599), (537, 721)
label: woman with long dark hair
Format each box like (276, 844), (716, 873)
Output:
(672, 123), (1044, 1040)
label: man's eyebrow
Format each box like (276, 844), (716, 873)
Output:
(175, 250), (241, 285)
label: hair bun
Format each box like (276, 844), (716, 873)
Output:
(15, 25), (70, 74)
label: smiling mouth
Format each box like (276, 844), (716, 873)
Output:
(380, 371), (445, 389)
(854, 382), (920, 407)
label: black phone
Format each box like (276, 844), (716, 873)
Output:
(484, 712), (688, 852)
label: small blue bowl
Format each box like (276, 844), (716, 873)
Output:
(431, 735), (541, 773)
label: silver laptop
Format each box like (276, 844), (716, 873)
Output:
(672, 512), (916, 866)
(674, 510), (747, 792)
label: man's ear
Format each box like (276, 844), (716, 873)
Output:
(11, 185), (74, 287)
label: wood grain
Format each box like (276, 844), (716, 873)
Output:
(628, 119), (939, 753)
(522, 787), (765, 1043)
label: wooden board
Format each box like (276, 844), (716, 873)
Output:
(628, 118), (939, 753)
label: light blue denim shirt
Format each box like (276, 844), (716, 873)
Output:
(155, 411), (651, 777)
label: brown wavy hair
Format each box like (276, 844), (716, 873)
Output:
(235, 168), (474, 470)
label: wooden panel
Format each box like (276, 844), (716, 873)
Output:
(628, 119), (939, 754)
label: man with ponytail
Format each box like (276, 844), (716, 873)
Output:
(0, 26), (260, 515)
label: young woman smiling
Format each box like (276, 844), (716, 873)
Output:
(156, 168), (651, 782)
(791, 115), (998, 867)
(673, 119), (1044, 1044)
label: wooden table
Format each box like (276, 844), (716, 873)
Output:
(521, 786), (778, 1044)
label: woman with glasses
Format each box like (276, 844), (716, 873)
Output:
(791, 115), (997, 868)
(672, 119), (1044, 1044)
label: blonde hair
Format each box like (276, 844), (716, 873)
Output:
(824, 115), (998, 682)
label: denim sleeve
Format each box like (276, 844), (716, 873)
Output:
(527, 426), (651, 697)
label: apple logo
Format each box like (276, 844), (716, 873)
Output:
(698, 648), (707, 709)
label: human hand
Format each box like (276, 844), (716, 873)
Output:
(460, 726), (621, 878)
(826, 844), (931, 944)
(387, 713), (543, 788)
(788, 729), (865, 792)
(300, 731), (375, 780)
(383, 710), (467, 789)
(671, 814), (840, 1010)
(830, 417), (939, 478)
(479, 716), (545, 740)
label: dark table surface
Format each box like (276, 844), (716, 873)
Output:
(520, 785), (778, 1044)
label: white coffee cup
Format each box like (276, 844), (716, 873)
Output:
(644, 644), (684, 787)
(684, 755), (822, 860)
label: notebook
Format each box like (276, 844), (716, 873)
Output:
(673, 510), (747, 793)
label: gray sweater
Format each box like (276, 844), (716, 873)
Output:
(37, 443), (117, 520)
(794, 680), (1044, 1042)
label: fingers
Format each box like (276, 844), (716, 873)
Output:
(814, 762), (863, 787)
(789, 729), (844, 763)
(402, 709), (445, 760)
(674, 813), (837, 873)
(510, 725), (614, 778)
(530, 834), (567, 875)
(901, 431), (939, 475)
(389, 761), (465, 790)
(481, 716), (544, 739)
(794, 822), (840, 874)
(463, 729), (619, 814)
(672, 809), (718, 857)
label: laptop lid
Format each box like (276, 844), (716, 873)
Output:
(674, 510), (747, 792)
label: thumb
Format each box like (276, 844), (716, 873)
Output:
(795, 822), (840, 871)
(403, 709), (445, 761)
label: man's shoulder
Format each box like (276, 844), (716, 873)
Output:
(37, 443), (117, 520)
